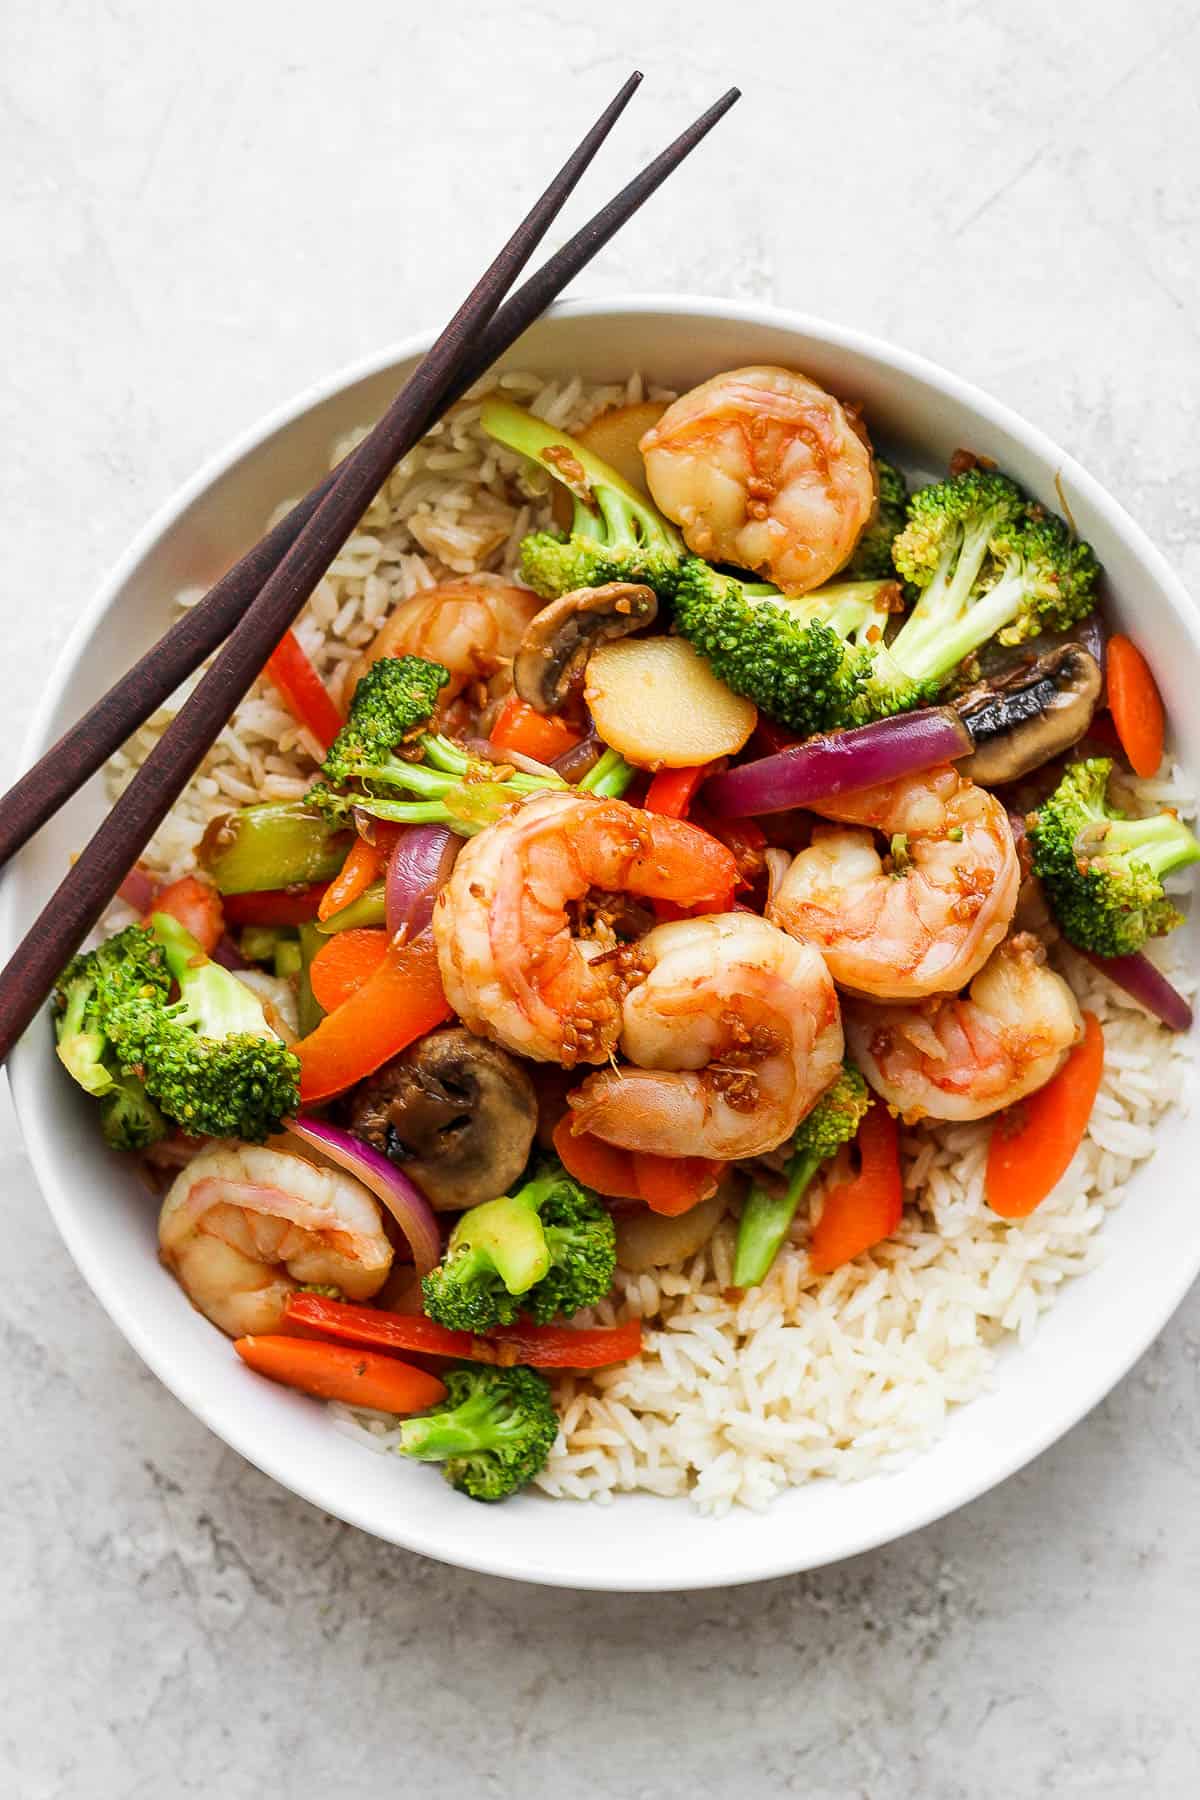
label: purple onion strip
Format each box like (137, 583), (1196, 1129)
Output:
(385, 825), (459, 942)
(286, 1116), (443, 1274)
(703, 708), (973, 819)
(1081, 949), (1193, 1033)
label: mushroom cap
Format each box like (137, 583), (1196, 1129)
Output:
(957, 643), (1102, 786)
(513, 582), (658, 714)
(345, 1028), (538, 1212)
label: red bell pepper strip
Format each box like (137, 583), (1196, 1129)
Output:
(223, 883), (331, 926)
(149, 874), (225, 954)
(234, 1333), (445, 1412)
(808, 1100), (903, 1273)
(295, 929), (451, 1102)
(264, 628), (344, 752)
(644, 763), (710, 819)
(986, 1011), (1105, 1219)
(285, 1294), (643, 1369)
(489, 693), (581, 764)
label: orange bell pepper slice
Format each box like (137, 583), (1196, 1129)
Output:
(551, 1116), (724, 1215)
(295, 930), (451, 1102)
(308, 927), (390, 1013)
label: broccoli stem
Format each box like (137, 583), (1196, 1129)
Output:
(579, 746), (636, 798)
(733, 1149), (825, 1289)
(399, 1403), (493, 1462)
(889, 550), (1028, 679)
(1100, 814), (1200, 879)
(481, 397), (682, 552)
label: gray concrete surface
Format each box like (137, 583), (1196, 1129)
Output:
(3, 2), (1200, 1794)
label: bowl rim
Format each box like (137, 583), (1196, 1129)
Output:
(8, 291), (1200, 1590)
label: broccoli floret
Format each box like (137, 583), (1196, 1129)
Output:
(98, 1069), (169, 1152)
(53, 924), (171, 1151)
(733, 1064), (870, 1287)
(672, 558), (915, 735)
(106, 911), (300, 1142)
(1027, 758), (1200, 956)
(888, 469), (1100, 684)
(843, 459), (908, 581)
(397, 1364), (559, 1502)
(320, 654), (449, 788)
(481, 397), (684, 599)
(675, 467), (1101, 734)
(421, 1163), (616, 1332)
(312, 728), (634, 839)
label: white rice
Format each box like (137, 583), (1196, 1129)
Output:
(110, 371), (1195, 1514)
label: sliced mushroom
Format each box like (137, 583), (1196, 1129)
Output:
(344, 1028), (537, 1212)
(956, 643), (1102, 786)
(513, 582), (658, 714)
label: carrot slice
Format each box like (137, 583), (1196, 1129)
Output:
(234, 1334), (446, 1412)
(308, 927), (390, 1012)
(317, 837), (383, 922)
(285, 1294), (643, 1369)
(489, 694), (581, 764)
(295, 930), (451, 1103)
(264, 628), (344, 752)
(630, 1150), (726, 1216)
(552, 1116), (643, 1199)
(1106, 635), (1165, 778)
(986, 1011), (1104, 1219)
(808, 1100), (903, 1273)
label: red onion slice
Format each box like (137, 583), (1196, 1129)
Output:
(286, 1116), (443, 1275)
(1081, 949), (1193, 1033)
(211, 933), (250, 971)
(385, 825), (459, 942)
(703, 708), (972, 818)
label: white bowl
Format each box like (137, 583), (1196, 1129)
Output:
(7, 297), (1198, 1591)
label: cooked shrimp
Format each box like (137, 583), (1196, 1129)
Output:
(567, 912), (843, 1160)
(433, 790), (738, 1065)
(844, 933), (1083, 1122)
(768, 766), (1020, 1000)
(639, 365), (875, 595)
(350, 577), (540, 697)
(159, 1144), (393, 1337)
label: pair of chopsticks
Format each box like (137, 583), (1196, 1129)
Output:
(0, 74), (740, 1067)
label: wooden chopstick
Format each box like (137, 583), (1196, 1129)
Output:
(0, 81), (740, 1068)
(0, 81), (740, 872)
(0, 70), (643, 874)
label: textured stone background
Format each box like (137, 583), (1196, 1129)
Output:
(4, 2), (1200, 1794)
